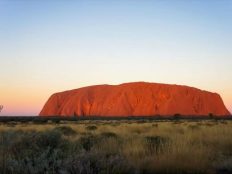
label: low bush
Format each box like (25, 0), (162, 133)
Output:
(0, 130), (70, 174)
(145, 136), (170, 154)
(63, 151), (135, 174)
(78, 135), (99, 151)
(85, 125), (98, 131)
(53, 126), (77, 136)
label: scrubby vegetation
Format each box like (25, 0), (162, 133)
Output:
(0, 119), (232, 173)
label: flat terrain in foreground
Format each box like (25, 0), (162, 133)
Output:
(0, 118), (232, 174)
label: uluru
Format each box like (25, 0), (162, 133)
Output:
(39, 82), (231, 117)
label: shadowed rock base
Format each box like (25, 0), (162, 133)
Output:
(39, 82), (231, 117)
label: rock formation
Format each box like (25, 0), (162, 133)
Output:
(39, 82), (230, 116)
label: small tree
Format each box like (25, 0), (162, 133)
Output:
(0, 105), (3, 113)
(174, 113), (181, 119)
(209, 113), (214, 119)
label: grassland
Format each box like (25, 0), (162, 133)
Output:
(0, 118), (232, 174)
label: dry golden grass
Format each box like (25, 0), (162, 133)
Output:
(0, 120), (232, 173)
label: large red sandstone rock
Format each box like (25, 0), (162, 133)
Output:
(39, 82), (230, 116)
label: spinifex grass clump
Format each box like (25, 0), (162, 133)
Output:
(53, 126), (77, 136)
(78, 135), (99, 151)
(85, 125), (98, 131)
(145, 136), (170, 154)
(151, 123), (158, 127)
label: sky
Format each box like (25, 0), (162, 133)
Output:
(0, 0), (231, 116)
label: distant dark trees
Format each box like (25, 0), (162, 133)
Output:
(208, 113), (214, 119)
(73, 112), (77, 117)
(174, 113), (181, 119)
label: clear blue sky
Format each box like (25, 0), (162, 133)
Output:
(0, 0), (231, 115)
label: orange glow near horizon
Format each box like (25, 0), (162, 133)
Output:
(0, 86), (49, 116)
(0, 82), (232, 116)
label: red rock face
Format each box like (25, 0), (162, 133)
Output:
(39, 82), (231, 117)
